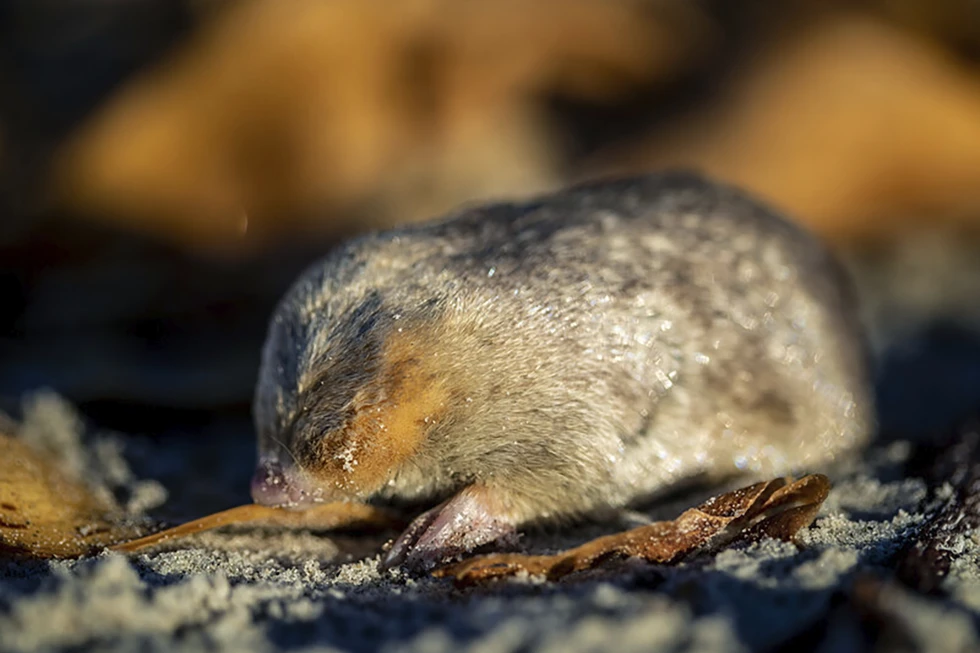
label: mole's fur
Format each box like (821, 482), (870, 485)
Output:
(252, 173), (873, 570)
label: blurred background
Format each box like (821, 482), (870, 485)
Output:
(3, 0), (980, 450)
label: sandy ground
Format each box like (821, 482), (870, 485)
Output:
(1, 393), (979, 653)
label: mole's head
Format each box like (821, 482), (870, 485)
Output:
(251, 290), (453, 508)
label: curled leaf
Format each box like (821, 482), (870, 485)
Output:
(111, 502), (404, 553)
(435, 474), (830, 585)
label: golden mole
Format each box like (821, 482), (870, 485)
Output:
(251, 173), (873, 572)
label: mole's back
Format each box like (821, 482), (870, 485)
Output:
(256, 173), (874, 517)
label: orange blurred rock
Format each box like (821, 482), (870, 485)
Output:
(590, 13), (980, 248)
(50, 0), (710, 254)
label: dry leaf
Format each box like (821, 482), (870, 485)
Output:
(435, 474), (830, 586)
(0, 433), (147, 558)
(111, 502), (404, 553)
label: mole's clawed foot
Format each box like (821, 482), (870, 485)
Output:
(380, 485), (519, 574)
(435, 474), (831, 586)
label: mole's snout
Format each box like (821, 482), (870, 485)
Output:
(250, 460), (319, 508)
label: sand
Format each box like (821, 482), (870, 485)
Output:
(1, 393), (979, 653)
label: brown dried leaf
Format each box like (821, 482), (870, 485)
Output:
(0, 433), (146, 558)
(435, 474), (830, 586)
(111, 502), (404, 554)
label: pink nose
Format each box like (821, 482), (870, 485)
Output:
(250, 460), (316, 507)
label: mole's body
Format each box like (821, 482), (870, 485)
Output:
(252, 173), (873, 571)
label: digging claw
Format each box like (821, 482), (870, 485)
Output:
(380, 503), (444, 571)
(379, 485), (518, 575)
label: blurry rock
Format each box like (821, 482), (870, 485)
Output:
(877, 0), (980, 57)
(49, 0), (711, 254)
(591, 13), (980, 248)
(0, 0), (191, 239)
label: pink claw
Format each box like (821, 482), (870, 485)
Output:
(380, 485), (519, 574)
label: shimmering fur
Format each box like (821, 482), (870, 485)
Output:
(254, 173), (873, 525)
